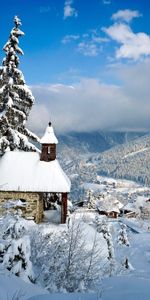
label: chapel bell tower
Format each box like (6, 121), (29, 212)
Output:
(40, 122), (58, 162)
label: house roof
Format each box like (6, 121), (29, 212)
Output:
(40, 124), (58, 144)
(96, 197), (122, 213)
(0, 151), (70, 193)
(123, 202), (136, 212)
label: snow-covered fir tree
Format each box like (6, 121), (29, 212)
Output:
(0, 214), (34, 282)
(87, 189), (96, 209)
(96, 219), (114, 260)
(96, 217), (115, 276)
(118, 223), (130, 246)
(0, 16), (39, 154)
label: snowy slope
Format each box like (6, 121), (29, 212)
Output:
(58, 131), (146, 154)
(102, 276), (150, 300)
(58, 132), (150, 200)
(28, 294), (97, 300)
(1, 271), (150, 300)
(0, 268), (48, 300)
(1, 209), (150, 299)
(92, 133), (150, 185)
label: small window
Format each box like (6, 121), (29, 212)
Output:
(48, 146), (51, 154)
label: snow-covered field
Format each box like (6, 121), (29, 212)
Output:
(0, 214), (150, 299)
(0, 269), (49, 300)
(0, 177), (150, 299)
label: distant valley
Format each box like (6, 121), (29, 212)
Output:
(58, 131), (150, 200)
(58, 131), (147, 154)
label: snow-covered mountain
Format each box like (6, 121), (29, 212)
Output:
(58, 131), (146, 154)
(92, 133), (150, 185)
(58, 132), (150, 200)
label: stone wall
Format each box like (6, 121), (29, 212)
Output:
(0, 191), (44, 223)
(36, 195), (44, 223)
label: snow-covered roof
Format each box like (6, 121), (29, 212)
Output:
(136, 196), (149, 208)
(96, 199), (121, 213)
(123, 202), (136, 212)
(40, 124), (58, 144)
(0, 151), (70, 193)
(100, 194), (123, 209)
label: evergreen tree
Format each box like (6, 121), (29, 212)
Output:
(0, 215), (34, 282)
(0, 16), (39, 154)
(96, 217), (115, 276)
(118, 223), (130, 246)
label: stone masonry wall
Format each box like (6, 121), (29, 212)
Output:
(0, 192), (44, 223)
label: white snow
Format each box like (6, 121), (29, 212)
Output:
(28, 294), (97, 300)
(96, 195), (123, 214)
(1, 204), (150, 298)
(3, 199), (26, 209)
(0, 268), (48, 300)
(7, 96), (13, 107)
(43, 209), (61, 223)
(122, 202), (136, 212)
(124, 147), (149, 158)
(102, 276), (150, 300)
(136, 195), (149, 207)
(40, 125), (58, 144)
(0, 151), (71, 193)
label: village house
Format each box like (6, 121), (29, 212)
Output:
(0, 123), (71, 224)
(96, 195), (123, 219)
(121, 202), (137, 218)
(136, 196), (150, 219)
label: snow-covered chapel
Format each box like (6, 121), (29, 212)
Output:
(0, 17), (71, 223)
(0, 123), (71, 223)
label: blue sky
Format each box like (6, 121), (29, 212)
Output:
(0, 0), (149, 84)
(0, 0), (150, 133)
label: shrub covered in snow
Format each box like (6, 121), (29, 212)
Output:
(31, 219), (102, 293)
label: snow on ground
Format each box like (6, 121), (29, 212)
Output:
(0, 268), (48, 300)
(123, 147), (149, 158)
(83, 182), (106, 192)
(43, 209), (61, 223)
(102, 276), (150, 300)
(84, 176), (148, 195)
(28, 293), (97, 300)
(1, 212), (150, 299)
(1, 176), (150, 299)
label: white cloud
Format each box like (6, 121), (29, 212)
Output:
(77, 41), (102, 57)
(28, 61), (150, 135)
(28, 80), (125, 134)
(62, 34), (80, 44)
(92, 36), (109, 43)
(112, 9), (141, 23)
(63, 0), (78, 19)
(103, 23), (134, 43)
(102, 0), (111, 5)
(103, 23), (150, 60)
(62, 30), (108, 57)
(28, 104), (50, 133)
